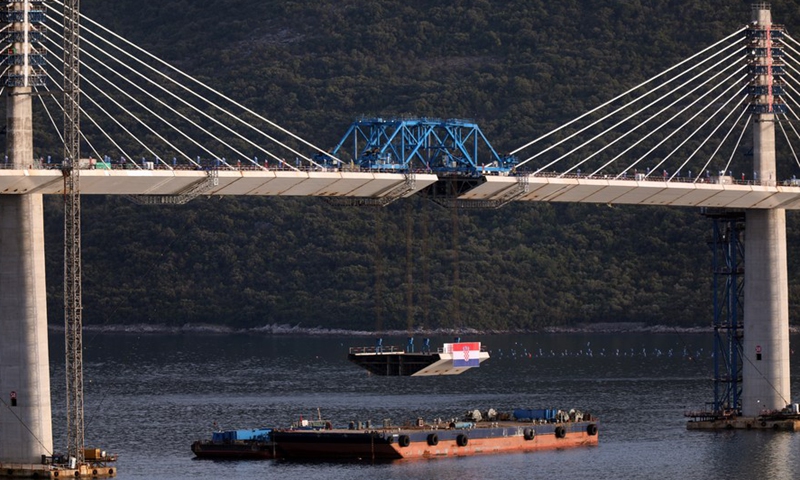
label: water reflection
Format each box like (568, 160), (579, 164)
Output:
(45, 332), (800, 480)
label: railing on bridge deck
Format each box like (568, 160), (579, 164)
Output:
(3, 155), (798, 190)
(2, 160), (791, 187)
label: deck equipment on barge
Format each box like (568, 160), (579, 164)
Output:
(192, 408), (598, 460)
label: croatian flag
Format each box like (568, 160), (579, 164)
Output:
(452, 342), (481, 367)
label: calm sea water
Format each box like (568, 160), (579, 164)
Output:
(46, 332), (800, 479)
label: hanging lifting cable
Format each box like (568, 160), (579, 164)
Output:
(373, 209), (384, 333)
(675, 94), (750, 182)
(549, 50), (747, 177)
(43, 17), (287, 170)
(420, 200), (431, 331)
(41, 35), (203, 169)
(40, 50), (169, 169)
(405, 201), (414, 333)
(510, 27), (747, 158)
(0, 397), (54, 456)
(739, 349), (792, 408)
(451, 203), (460, 331)
(47, 1), (327, 170)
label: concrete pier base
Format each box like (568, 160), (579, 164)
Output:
(687, 416), (800, 432)
(742, 209), (791, 416)
(0, 461), (117, 478)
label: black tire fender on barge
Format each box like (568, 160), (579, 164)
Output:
(523, 427), (535, 440)
(554, 426), (566, 439)
(456, 433), (469, 447)
(586, 424), (598, 436)
(427, 433), (439, 446)
(398, 434), (411, 447)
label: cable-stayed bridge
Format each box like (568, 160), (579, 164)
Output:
(1, 2), (800, 207)
(0, 0), (797, 474)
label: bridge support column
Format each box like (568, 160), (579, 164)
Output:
(742, 4), (791, 417)
(0, 37), (53, 462)
(742, 209), (790, 416)
(0, 195), (53, 463)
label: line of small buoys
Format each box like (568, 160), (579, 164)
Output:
(489, 343), (707, 361)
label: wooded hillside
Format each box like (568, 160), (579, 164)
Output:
(38, 0), (800, 330)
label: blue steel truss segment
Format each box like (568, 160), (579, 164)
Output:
(360, 120), (405, 169)
(327, 118), (516, 175)
(401, 125), (426, 167)
(404, 123), (438, 170)
(375, 122), (407, 166)
(444, 124), (475, 166)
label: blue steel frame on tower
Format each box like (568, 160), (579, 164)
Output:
(746, 22), (787, 114)
(709, 212), (744, 415)
(321, 118), (517, 176)
(2, 0), (48, 88)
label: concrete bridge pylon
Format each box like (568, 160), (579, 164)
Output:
(741, 3), (792, 417)
(0, 1), (53, 463)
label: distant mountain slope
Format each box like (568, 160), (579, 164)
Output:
(37, 0), (800, 330)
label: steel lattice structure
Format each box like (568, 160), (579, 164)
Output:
(63, 0), (84, 464)
(323, 118), (517, 176)
(707, 211), (745, 415)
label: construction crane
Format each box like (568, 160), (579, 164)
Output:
(62, 0), (84, 465)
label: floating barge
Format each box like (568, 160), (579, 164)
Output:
(348, 340), (490, 376)
(191, 428), (276, 460)
(686, 405), (800, 431)
(192, 408), (598, 461)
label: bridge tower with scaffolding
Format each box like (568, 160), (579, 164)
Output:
(0, 0), (53, 464)
(741, 3), (792, 418)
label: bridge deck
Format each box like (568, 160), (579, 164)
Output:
(0, 169), (437, 199)
(2, 169), (800, 209)
(461, 175), (800, 209)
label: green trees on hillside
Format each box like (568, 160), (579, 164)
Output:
(37, 0), (800, 329)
